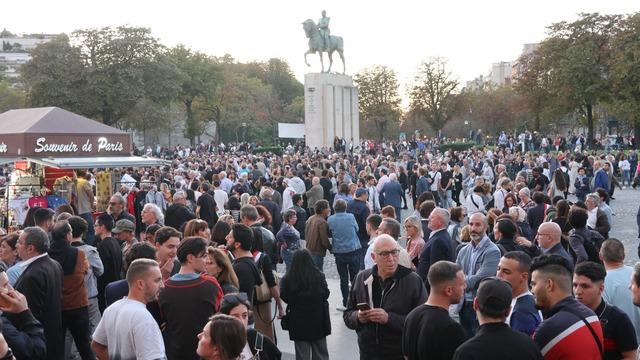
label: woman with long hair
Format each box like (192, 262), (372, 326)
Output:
(205, 247), (239, 294)
(217, 293), (282, 360)
(255, 205), (273, 233)
(196, 314), (247, 360)
(280, 249), (331, 360)
(211, 221), (231, 247)
(547, 168), (568, 199)
(502, 193), (517, 214)
(403, 216), (425, 269)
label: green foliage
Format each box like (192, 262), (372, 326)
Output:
(609, 13), (640, 141)
(519, 13), (620, 142)
(409, 58), (459, 131)
(354, 65), (402, 140)
(21, 34), (91, 115)
(17, 26), (302, 145)
(251, 146), (282, 155)
(438, 142), (476, 152)
(0, 80), (26, 112)
(167, 45), (221, 145)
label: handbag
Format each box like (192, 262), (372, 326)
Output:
(280, 306), (291, 331)
(254, 252), (273, 303)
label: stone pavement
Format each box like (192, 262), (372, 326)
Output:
(272, 188), (640, 359)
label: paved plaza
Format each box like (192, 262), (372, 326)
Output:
(274, 188), (640, 359)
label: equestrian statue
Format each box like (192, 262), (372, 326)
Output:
(302, 10), (345, 74)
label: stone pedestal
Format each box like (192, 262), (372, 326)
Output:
(304, 73), (359, 150)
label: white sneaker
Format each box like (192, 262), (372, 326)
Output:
(623, 186), (627, 189)
(336, 304), (347, 311)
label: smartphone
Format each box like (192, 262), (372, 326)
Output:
(356, 303), (371, 311)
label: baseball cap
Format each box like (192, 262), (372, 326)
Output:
(476, 277), (512, 315)
(112, 219), (135, 234)
(355, 188), (368, 198)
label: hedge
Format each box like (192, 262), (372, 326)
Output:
(251, 146), (283, 155)
(438, 142), (476, 152)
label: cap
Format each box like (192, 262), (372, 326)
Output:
(355, 188), (368, 198)
(476, 277), (512, 315)
(112, 219), (135, 234)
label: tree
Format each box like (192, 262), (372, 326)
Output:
(513, 50), (556, 131)
(21, 34), (92, 114)
(354, 65), (402, 140)
(71, 26), (164, 126)
(536, 13), (620, 143)
(610, 12), (640, 142)
(0, 80), (26, 112)
(409, 58), (459, 131)
(214, 67), (275, 143)
(167, 45), (221, 145)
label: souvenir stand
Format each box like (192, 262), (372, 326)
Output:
(0, 107), (168, 228)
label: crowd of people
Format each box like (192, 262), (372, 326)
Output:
(0, 134), (640, 360)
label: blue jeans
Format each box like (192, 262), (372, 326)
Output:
(623, 170), (631, 187)
(311, 254), (325, 273)
(335, 251), (360, 307)
(79, 213), (95, 246)
(281, 248), (295, 272)
(459, 300), (479, 337)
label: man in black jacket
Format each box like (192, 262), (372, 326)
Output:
(0, 270), (47, 359)
(416, 208), (454, 291)
(453, 278), (542, 360)
(15, 226), (64, 360)
(344, 235), (427, 360)
(347, 188), (370, 269)
(164, 191), (196, 231)
(95, 214), (124, 313)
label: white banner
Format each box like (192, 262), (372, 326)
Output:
(278, 123), (305, 138)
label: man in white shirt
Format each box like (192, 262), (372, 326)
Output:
(493, 178), (511, 211)
(600, 239), (640, 343)
(366, 176), (380, 213)
(92, 259), (166, 360)
(364, 214), (383, 270)
(212, 179), (228, 217)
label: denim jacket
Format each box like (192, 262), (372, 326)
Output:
(327, 212), (361, 254)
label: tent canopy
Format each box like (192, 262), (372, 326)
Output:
(0, 107), (132, 157)
(26, 156), (170, 169)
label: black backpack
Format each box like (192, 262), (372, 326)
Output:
(569, 231), (603, 264)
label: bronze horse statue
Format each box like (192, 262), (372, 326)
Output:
(302, 19), (345, 74)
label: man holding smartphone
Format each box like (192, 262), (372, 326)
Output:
(343, 235), (427, 360)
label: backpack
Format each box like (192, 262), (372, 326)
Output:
(570, 231), (603, 264)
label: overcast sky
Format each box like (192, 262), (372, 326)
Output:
(3, 0), (638, 90)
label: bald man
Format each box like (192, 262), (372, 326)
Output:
(416, 208), (454, 290)
(455, 213), (501, 336)
(536, 222), (574, 269)
(344, 235), (427, 359)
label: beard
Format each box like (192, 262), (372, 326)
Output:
(470, 233), (482, 242)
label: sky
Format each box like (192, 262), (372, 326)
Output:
(3, 0), (638, 91)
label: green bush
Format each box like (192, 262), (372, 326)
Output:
(252, 146), (283, 155)
(439, 142), (476, 152)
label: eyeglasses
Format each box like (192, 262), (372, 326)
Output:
(375, 249), (400, 257)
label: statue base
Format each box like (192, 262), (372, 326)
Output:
(304, 73), (359, 150)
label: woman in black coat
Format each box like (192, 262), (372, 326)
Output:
(280, 249), (331, 360)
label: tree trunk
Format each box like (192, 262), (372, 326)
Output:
(184, 99), (194, 147)
(586, 103), (594, 145)
(634, 120), (640, 149)
(534, 112), (541, 132)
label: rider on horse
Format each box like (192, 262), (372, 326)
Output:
(318, 10), (331, 51)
